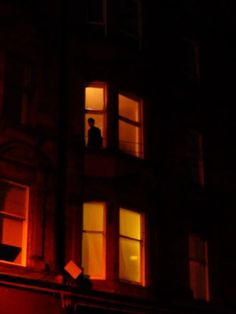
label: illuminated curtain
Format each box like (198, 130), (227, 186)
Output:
(119, 208), (143, 283)
(82, 202), (106, 279)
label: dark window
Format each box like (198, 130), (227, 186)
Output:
(87, 0), (104, 24)
(119, 0), (140, 38)
(3, 55), (32, 125)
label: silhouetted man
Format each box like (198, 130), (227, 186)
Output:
(87, 117), (102, 149)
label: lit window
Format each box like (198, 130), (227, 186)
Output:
(119, 208), (144, 284)
(82, 202), (106, 279)
(118, 94), (143, 158)
(189, 234), (209, 301)
(85, 83), (107, 148)
(0, 180), (29, 265)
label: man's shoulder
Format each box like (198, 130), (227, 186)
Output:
(95, 127), (101, 133)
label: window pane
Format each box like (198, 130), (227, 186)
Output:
(190, 261), (207, 300)
(3, 86), (22, 124)
(85, 86), (104, 110)
(87, 0), (104, 23)
(0, 181), (28, 265)
(1, 217), (23, 247)
(82, 233), (104, 278)
(119, 237), (141, 282)
(85, 113), (104, 142)
(119, 120), (141, 157)
(0, 182), (27, 217)
(119, 94), (140, 122)
(83, 203), (105, 231)
(116, 0), (140, 39)
(120, 208), (141, 239)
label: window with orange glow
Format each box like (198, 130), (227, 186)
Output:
(0, 180), (29, 265)
(189, 234), (209, 301)
(85, 83), (106, 147)
(119, 208), (144, 284)
(82, 202), (106, 279)
(118, 94), (143, 158)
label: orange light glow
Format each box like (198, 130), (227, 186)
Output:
(119, 208), (144, 284)
(118, 94), (143, 158)
(82, 202), (106, 279)
(85, 87), (104, 111)
(0, 180), (29, 265)
(85, 83), (106, 146)
(119, 94), (140, 122)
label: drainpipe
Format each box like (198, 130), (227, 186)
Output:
(55, 0), (68, 274)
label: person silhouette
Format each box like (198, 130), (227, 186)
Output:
(87, 117), (102, 149)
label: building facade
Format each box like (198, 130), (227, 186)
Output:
(0, 1), (235, 313)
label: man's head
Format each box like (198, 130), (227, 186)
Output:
(88, 117), (95, 127)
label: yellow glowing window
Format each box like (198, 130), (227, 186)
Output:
(85, 83), (106, 147)
(119, 208), (144, 284)
(189, 234), (209, 301)
(118, 94), (143, 158)
(82, 202), (106, 279)
(0, 180), (29, 266)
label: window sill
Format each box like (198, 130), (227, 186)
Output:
(84, 148), (148, 178)
(90, 279), (150, 299)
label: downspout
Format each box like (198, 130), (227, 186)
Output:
(55, 0), (68, 274)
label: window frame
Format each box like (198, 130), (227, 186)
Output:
(3, 54), (32, 125)
(0, 179), (29, 266)
(86, 0), (108, 36)
(119, 207), (145, 285)
(117, 0), (143, 47)
(84, 82), (107, 148)
(118, 92), (144, 158)
(81, 201), (106, 280)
